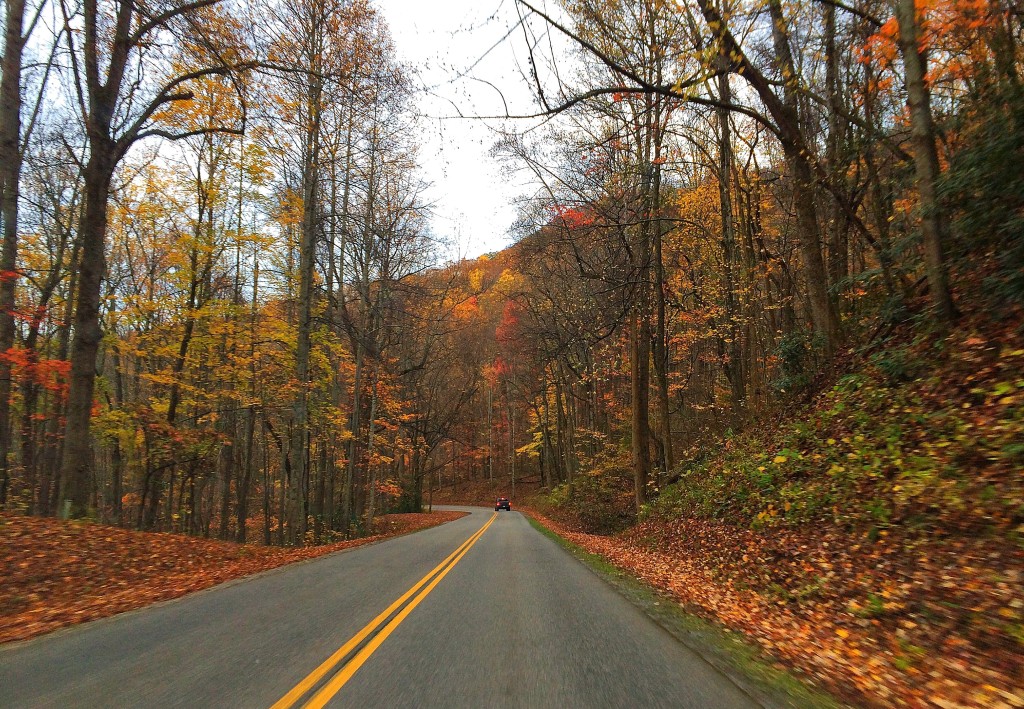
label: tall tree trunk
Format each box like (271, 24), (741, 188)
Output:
(630, 311), (652, 511)
(288, 67), (321, 546)
(0, 0), (27, 507)
(61, 151), (114, 519)
(238, 255), (259, 542)
(894, 0), (956, 324)
(343, 343), (362, 535)
(217, 409), (235, 539)
(39, 271), (75, 516)
(717, 69), (747, 422)
(237, 403), (255, 543)
(108, 337), (125, 525)
(824, 4), (850, 294)
(651, 156), (674, 473)
(363, 375), (379, 531)
(769, 0), (841, 354)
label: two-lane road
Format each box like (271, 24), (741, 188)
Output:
(1, 507), (759, 708)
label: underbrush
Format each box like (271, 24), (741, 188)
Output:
(651, 321), (1024, 539)
(533, 449), (636, 534)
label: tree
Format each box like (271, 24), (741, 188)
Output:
(893, 0), (956, 324)
(0, 0), (51, 506)
(57, 0), (247, 518)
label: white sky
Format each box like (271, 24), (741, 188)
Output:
(375, 0), (544, 259)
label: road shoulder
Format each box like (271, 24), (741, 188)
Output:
(524, 513), (848, 709)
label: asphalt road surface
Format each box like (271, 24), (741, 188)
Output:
(1, 507), (760, 708)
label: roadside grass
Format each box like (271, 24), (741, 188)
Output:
(526, 515), (846, 709)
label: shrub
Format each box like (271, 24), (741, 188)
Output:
(546, 449), (636, 534)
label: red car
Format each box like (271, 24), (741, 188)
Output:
(495, 497), (511, 511)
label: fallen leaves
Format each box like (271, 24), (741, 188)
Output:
(0, 510), (466, 644)
(522, 507), (1024, 709)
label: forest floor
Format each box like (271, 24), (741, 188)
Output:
(0, 510), (466, 644)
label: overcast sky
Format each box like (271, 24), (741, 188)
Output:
(375, 0), (546, 259)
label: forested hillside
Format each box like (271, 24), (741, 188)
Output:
(1, 0), (1020, 533)
(424, 2), (1023, 703)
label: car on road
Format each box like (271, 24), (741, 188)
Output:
(495, 497), (511, 511)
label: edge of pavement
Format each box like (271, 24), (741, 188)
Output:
(522, 512), (852, 709)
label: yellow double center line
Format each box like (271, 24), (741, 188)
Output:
(271, 512), (498, 709)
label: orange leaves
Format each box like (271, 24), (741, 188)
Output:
(859, 0), (1003, 85)
(274, 187), (304, 228)
(2, 347), (70, 394)
(547, 204), (596, 231)
(859, 18), (899, 69)
(373, 478), (403, 499)
(452, 294), (479, 322)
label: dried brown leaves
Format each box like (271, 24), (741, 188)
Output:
(0, 511), (465, 644)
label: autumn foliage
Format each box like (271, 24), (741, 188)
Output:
(0, 0), (1022, 705)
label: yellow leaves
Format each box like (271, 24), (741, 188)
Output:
(755, 504), (780, 526)
(493, 269), (524, 297)
(275, 188), (304, 228)
(836, 628), (850, 639)
(773, 454), (787, 464)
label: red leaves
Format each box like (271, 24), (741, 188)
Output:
(494, 300), (521, 347)
(546, 204), (595, 231)
(611, 91), (642, 103)
(2, 347), (70, 393)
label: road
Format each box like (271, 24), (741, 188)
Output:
(1, 507), (760, 708)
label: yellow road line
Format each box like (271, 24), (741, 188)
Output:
(271, 512), (497, 709)
(302, 513), (497, 708)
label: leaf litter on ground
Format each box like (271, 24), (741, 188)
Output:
(0, 510), (466, 644)
(523, 507), (1023, 709)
